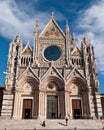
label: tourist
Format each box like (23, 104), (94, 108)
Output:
(65, 116), (69, 126)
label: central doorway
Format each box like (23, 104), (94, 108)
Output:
(72, 99), (82, 119)
(22, 99), (32, 119)
(47, 95), (58, 119)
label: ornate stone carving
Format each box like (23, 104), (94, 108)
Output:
(40, 20), (64, 39)
(24, 83), (32, 94)
(2, 14), (102, 120)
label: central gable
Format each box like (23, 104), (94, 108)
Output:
(39, 19), (65, 39)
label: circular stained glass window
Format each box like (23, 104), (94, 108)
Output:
(44, 46), (61, 61)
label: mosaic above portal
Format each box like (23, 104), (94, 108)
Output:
(40, 20), (64, 39)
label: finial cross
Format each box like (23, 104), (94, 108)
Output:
(51, 12), (54, 19)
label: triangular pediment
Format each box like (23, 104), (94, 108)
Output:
(71, 46), (81, 56)
(41, 65), (64, 82)
(18, 66), (39, 81)
(66, 67), (86, 81)
(39, 18), (65, 39)
(22, 44), (32, 55)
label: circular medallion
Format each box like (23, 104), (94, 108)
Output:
(44, 46), (61, 61)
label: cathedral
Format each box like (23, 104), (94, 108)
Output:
(1, 14), (104, 120)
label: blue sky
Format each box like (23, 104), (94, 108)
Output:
(0, 0), (104, 92)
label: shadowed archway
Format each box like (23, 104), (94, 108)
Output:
(41, 76), (65, 119)
(13, 76), (39, 119)
(66, 77), (90, 119)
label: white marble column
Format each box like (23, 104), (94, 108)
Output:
(13, 91), (20, 119)
(65, 91), (70, 117)
(38, 91), (46, 119)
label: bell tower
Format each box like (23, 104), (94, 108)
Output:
(1, 34), (23, 118)
(81, 37), (102, 118)
(5, 34), (22, 90)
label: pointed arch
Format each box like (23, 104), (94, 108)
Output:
(17, 76), (39, 91)
(66, 76), (88, 91)
(41, 76), (65, 91)
(66, 77), (90, 118)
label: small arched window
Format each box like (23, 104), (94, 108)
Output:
(24, 58), (26, 64)
(72, 59), (74, 64)
(21, 57), (23, 64)
(86, 47), (90, 54)
(77, 59), (79, 65)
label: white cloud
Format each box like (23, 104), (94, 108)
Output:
(77, 0), (104, 72)
(1, 0), (103, 73)
(0, 0), (63, 44)
(0, 0), (32, 40)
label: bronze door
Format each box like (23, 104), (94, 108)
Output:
(47, 95), (58, 119)
(22, 99), (32, 119)
(72, 99), (82, 119)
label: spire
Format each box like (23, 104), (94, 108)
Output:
(14, 33), (22, 44)
(72, 33), (76, 42)
(66, 20), (68, 25)
(65, 20), (70, 34)
(34, 19), (39, 34)
(51, 12), (54, 19)
(71, 33), (77, 49)
(17, 33), (20, 37)
(83, 36), (89, 45)
(65, 20), (70, 65)
(34, 19), (39, 62)
(27, 40), (30, 45)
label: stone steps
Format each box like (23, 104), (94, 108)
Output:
(0, 119), (103, 130)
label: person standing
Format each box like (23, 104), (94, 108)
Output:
(65, 116), (69, 126)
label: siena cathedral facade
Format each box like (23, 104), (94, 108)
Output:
(1, 14), (103, 120)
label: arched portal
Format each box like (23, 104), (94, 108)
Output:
(13, 76), (39, 119)
(66, 77), (90, 119)
(40, 76), (65, 119)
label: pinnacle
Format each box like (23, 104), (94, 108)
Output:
(72, 33), (76, 40)
(27, 40), (30, 45)
(17, 33), (21, 37)
(66, 20), (68, 25)
(51, 11), (54, 19)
